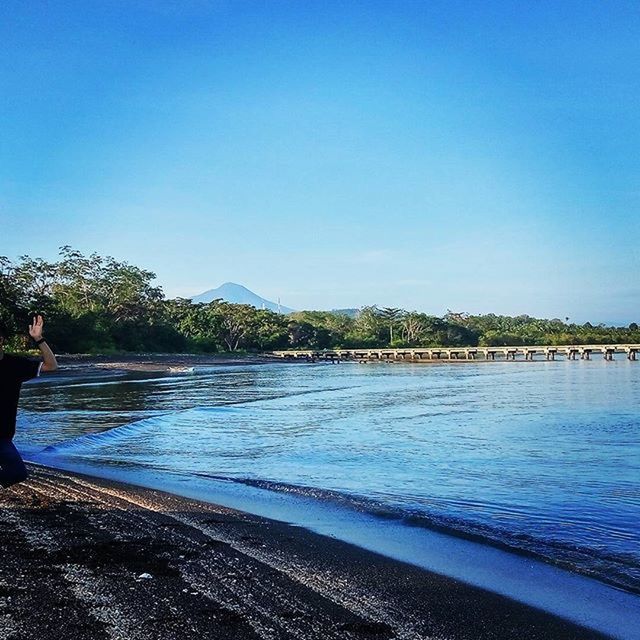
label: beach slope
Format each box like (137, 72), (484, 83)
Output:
(0, 466), (609, 640)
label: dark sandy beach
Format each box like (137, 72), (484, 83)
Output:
(0, 465), (609, 640)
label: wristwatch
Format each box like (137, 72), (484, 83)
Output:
(34, 338), (46, 345)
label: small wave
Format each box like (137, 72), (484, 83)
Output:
(193, 473), (640, 595)
(42, 415), (169, 453)
(215, 384), (363, 407)
(42, 406), (240, 454)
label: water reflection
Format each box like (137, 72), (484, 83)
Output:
(16, 360), (640, 593)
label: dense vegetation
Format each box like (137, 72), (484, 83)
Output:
(1, 248), (638, 353)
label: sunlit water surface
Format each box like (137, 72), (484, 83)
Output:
(17, 360), (640, 594)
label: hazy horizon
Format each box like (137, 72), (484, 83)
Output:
(182, 280), (637, 327)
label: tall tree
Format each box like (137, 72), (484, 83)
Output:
(379, 307), (404, 344)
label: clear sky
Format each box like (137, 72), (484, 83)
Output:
(1, 1), (638, 324)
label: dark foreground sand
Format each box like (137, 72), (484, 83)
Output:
(0, 466), (609, 640)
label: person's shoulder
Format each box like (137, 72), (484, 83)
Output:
(1, 353), (41, 381)
(0, 354), (19, 373)
(3, 353), (30, 364)
(2, 354), (36, 370)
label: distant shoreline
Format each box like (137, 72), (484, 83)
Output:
(55, 353), (284, 373)
(46, 348), (640, 373)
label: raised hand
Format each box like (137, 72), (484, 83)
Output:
(28, 314), (44, 341)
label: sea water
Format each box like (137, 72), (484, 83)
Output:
(16, 360), (640, 601)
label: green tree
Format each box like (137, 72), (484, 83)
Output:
(379, 307), (404, 344)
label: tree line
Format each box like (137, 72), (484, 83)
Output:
(1, 248), (638, 354)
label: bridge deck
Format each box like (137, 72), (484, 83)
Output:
(272, 345), (640, 362)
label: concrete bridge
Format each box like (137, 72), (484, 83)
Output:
(272, 344), (640, 363)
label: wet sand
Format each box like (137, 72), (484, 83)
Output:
(56, 353), (282, 374)
(0, 465), (609, 640)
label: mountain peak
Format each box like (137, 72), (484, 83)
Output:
(191, 283), (294, 314)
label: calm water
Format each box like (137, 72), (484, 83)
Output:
(16, 360), (640, 594)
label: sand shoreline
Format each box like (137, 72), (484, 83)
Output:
(56, 353), (284, 373)
(0, 465), (610, 640)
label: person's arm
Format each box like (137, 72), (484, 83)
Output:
(28, 315), (58, 373)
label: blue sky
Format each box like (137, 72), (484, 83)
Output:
(1, 1), (638, 323)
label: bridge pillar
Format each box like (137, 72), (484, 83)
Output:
(274, 344), (639, 364)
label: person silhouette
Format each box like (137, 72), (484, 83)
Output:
(0, 315), (58, 488)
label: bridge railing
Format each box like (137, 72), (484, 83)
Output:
(271, 344), (640, 362)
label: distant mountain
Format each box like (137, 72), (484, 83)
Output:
(191, 282), (295, 314)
